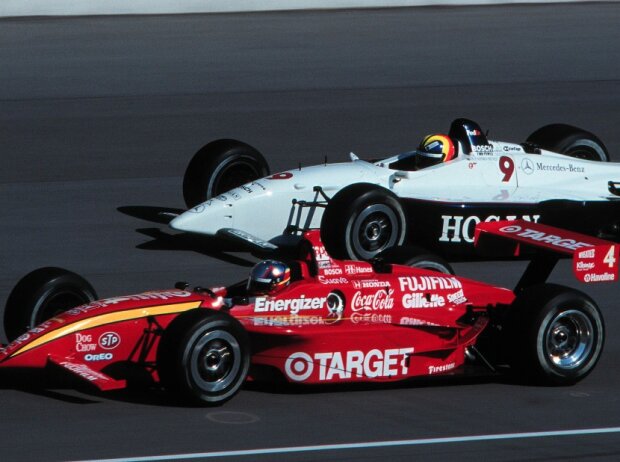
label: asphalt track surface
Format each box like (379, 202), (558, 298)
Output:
(1, 4), (620, 461)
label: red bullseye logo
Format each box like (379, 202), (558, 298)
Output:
(98, 332), (121, 350)
(285, 352), (313, 381)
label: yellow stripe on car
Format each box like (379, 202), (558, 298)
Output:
(10, 301), (202, 358)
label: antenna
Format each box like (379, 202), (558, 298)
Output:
(324, 156), (327, 166)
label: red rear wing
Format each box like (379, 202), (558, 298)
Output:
(474, 220), (619, 283)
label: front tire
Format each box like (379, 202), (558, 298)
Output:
(505, 284), (604, 385)
(183, 139), (270, 208)
(320, 183), (406, 260)
(157, 310), (250, 405)
(4, 267), (97, 342)
(526, 124), (609, 161)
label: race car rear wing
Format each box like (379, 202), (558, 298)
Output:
(474, 219), (619, 289)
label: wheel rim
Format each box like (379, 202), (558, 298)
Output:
(190, 330), (241, 393)
(210, 159), (262, 197)
(31, 290), (91, 327)
(545, 309), (594, 369)
(351, 204), (400, 259)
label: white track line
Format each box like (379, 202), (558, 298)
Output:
(74, 426), (620, 462)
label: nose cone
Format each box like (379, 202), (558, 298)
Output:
(170, 199), (232, 236)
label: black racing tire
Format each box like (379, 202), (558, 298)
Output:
(157, 310), (250, 405)
(320, 183), (406, 260)
(4, 267), (97, 342)
(504, 284), (604, 385)
(526, 124), (609, 161)
(183, 139), (270, 208)
(377, 246), (454, 274)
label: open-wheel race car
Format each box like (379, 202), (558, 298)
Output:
(171, 118), (620, 263)
(1, 221), (616, 405)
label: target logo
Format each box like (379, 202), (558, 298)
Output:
(284, 352), (314, 381)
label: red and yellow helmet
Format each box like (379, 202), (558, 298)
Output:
(416, 134), (457, 169)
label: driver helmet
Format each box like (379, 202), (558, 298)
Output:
(247, 260), (291, 295)
(415, 134), (457, 169)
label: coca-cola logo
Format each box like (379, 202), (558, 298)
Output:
(351, 290), (394, 312)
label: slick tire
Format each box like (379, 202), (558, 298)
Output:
(183, 139), (270, 208)
(377, 246), (455, 274)
(4, 267), (97, 342)
(157, 310), (250, 405)
(526, 124), (609, 161)
(321, 183), (406, 260)
(504, 284), (604, 385)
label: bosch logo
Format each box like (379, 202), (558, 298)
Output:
(98, 332), (121, 350)
(285, 352), (314, 381)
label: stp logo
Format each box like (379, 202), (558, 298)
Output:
(98, 332), (121, 350)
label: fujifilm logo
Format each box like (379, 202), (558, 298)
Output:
(439, 214), (540, 243)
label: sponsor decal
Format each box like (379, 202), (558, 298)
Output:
(344, 264), (373, 275)
(351, 313), (392, 324)
(398, 276), (462, 292)
(576, 261), (595, 271)
(503, 145), (522, 152)
(323, 267), (343, 276)
(68, 291), (193, 316)
(584, 273), (616, 282)
(59, 361), (109, 382)
(579, 249), (595, 259)
(252, 316), (325, 327)
(498, 225), (593, 251)
(351, 289), (394, 311)
(447, 289), (467, 305)
(466, 129), (481, 136)
(189, 204), (206, 213)
(472, 144), (494, 155)
(536, 162), (585, 173)
(402, 293), (445, 309)
(352, 279), (391, 289)
(318, 276), (349, 285)
(254, 295), (326, 314)
(75, 333), (97, 352)
(314, 245), (331, 262)
(216, 194), (227, 201)
(326, 292), (345, 321)
(266, 172), (293, 180)
(285, 347), (415, 382)
(399, 317), (439, 327)
(84, 353), (113, 362)
(428, 362), (456, 375)
(250, 181), (266, 191)
(439, 214), (540, 243)
(521, 158), (535, 175)
(98, 332), (121, 350)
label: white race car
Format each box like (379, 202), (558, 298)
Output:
(170, 118), (619, 264)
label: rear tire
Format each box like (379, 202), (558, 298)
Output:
(183, 139), (270, 208)
(157, 310), (250, 405)
(4, 267), (97, 342)
(321, 183), (406, 260)
(377, 246), (454, 274)
(504, 284), (604, 385)
(526, 124), (609, 161)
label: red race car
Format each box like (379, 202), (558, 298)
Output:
(0, 222), (616, 405)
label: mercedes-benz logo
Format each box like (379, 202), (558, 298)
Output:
(521, 158), (535, 175)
